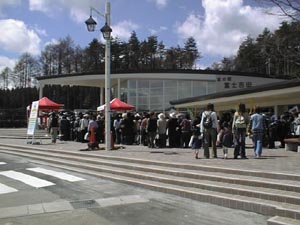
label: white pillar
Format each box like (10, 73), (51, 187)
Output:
(99, 87), (104, 106)
(39, 84), (44, 99)
(104, 1), (111, 150)
(117, 78), (121, 99)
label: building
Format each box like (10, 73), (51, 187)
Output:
(170, 79), (300, 116)
(36, 69), (287, 112)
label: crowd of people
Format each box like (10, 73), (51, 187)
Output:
(46, 103), (300, 158)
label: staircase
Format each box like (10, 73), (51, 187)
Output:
(0, 128), (50, 140)
(0, 143), (299, 225)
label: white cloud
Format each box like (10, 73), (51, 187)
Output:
(149, 0), (169, 9)
(149, 26), (167, 35)
(0, 56), (16, 71)
(0, 19), (41, 55)
(176, 0), (287, 61)
(29, 0), (105, 23)
(112, 20), (139, 40)
(0, 0), (21, 17)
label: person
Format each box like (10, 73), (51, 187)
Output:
(87, 115), (99, 149)
(113, 114), (122, 144)
(180, 113), (192, 148)
(96, 114), (105, 144)
(147, 112), (158, 148)
(232, 103), (249, 159)
(48, 112), (59, 144)
(79, 114), (89, 143)
(121, 112), (135, 145)
(189, 129), (202, 159)
(200, 103), (219, 158)
(291, 111), (300, 137)
(250, 107), (264, 158)
(277, 113), (290, 148)
(140, 113), (149, 146)
(167, 113), (181, 148)
(220, 122), (233, 159)
(59, 115), (70, 141)
(157, 113), (167, 148)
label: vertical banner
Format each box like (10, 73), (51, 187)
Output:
(27, 101), (39, 135)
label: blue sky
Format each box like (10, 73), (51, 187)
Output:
(0, 0), (288, 72)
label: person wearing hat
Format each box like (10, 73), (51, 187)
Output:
(157, 113), (167, 148)
(167, 112), (180, 148)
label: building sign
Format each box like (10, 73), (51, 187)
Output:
(27, 101), (39, 135)
(217, 76), (252, 89)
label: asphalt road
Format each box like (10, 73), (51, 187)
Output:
(0, 151), (268, 225)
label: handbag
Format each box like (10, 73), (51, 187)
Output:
(84, 132), (90, 141)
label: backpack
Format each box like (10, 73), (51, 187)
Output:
(182, 119), (191, 132)
(50, 116), (58, 127)
(222, 129), (233, 147)
(235, 114), (246, 128)
(203, 112), (213, 129)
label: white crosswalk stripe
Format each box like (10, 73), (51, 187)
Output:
(0, 183), (18, 194)
(0, 162), (6, 165)
(0, 170), (55, 188)
(27, 167), (85, 182)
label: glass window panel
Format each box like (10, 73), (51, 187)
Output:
(207, 81), (216, 94)
(164, 80), (177, 87)
(137, 96), (149, 105)
(150, 80), (163, 88)
(178, 81), (192, 98)
(149, 105), (163, 111)
(128, 80), (136, 89)
(128, 90), (136, 98)
(164, 87), (177, 97)
(192, 81), (207, 96)
(137, 105), (149, 111)
(150, 87), (163, 96)
(150, 95), (163, 104)
(137, 88), (149, 96)
(137, 80), (149, 88)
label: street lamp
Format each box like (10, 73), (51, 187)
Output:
(85, 2), (112, 150)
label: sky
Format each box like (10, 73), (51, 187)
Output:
(0, 0), (289, 72)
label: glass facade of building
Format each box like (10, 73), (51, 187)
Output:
(114, 79), (216, 112)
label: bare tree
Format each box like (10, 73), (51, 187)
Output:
(257, 0), (300, 21)
(0, 67), (12, 89)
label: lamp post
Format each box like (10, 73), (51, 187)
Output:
(85, 2), (112, 150)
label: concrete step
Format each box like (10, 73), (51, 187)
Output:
(268, 216), (300, 225)
(1, 145), (300, 222)
(1, 142), (300, 182)
(1, 146), (300, 195)
(2, 146), (300, 192)
(15, 157), (300, 221)
(1, 147), (300, 207)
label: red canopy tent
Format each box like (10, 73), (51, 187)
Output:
(38, 97), (64, 111)
(27, 97), (64, 112)
(97, 98), (135, 111)
(27, 97), (64, 129)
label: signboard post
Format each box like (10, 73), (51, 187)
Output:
(26, 100), (39, 144)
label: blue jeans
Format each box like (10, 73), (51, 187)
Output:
(252, 132), (263, 156)
(234, 128), (246, 158)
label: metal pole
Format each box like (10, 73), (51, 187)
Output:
(105, 1), (111, 150)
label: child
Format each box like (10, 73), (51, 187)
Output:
(189, 129), (202, 159)
(221, 122), (233, 159)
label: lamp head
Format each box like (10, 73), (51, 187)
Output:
(85, 16), (97, 32)
(100, 23), (112, 40)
